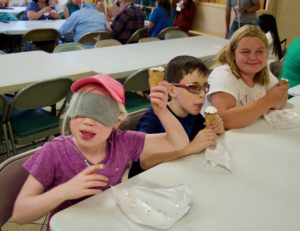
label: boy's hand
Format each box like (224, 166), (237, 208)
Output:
(149, 81), (169, 116)
(189, 128), (217, 153)
(61, 165), (108, 200)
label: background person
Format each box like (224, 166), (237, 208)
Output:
(225, 0), (260, 39)
(23, 0), (60, 20)
(173, 0), (196, 33)
(279, 37), (300, 88)
(109, 0), (144, 44)
(147, 0), (174, 37)
(60, 6), (106, 42)
(63, 0), (94, 19)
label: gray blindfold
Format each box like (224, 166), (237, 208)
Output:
(68, 92), (121, 126)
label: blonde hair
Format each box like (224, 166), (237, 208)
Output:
(60, 86), (127, 136)
(214, 25), (269, 85)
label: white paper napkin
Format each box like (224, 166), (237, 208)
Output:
(264, 109), (300, 129)
(205, 142), (231, 171)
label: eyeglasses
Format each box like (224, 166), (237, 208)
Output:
(171, 82), (210, 94)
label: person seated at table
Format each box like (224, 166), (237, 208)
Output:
(60, 5), (106, 42)
(63, 0), (94, 19)
(173, 0), (196, 33)
(49, 0), (64, 18)
(129, 55), (224, 177)
(23, 0), (60, 20)
(206, 25), (289, 130)
(279, 37), (300, 88)
(108, 0), (144, 44)
(147, 0), (174, 37)
(12, 74), (189, 228)
(256, 14), (284, 62)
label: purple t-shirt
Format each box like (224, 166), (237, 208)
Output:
(23, 129), (145, 223)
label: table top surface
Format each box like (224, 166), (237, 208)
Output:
(0, 50), (93, 94)
(50, 96), (300, 231)
(0, 19), (65, 35)
(288, 84), (300, 96)
(0, 6), (26, 14)
(52, 35), (228, 79)
(0, 35), (227, 94)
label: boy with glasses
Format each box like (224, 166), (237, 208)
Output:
(129, 55), (225, 177)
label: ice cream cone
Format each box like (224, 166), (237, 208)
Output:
(148, 66), (165, 88)
(205, 106), (218, 127)
(279, 79), (289, 86)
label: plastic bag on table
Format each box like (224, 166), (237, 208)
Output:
(111, 184), (192, 229)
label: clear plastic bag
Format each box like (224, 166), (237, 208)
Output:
(112, 184), (192, 229)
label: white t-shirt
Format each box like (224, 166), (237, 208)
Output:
(206, 64), (278, 107)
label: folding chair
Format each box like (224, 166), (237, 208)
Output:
(123, 68), (151, 113)
(53, 42), (85, 53)
(6, 78), (73, 155)
(0, 148), (39, 229)
(126, 27), (148, 44)
(164, 30), (189, 40)
(156, 26), (179, 40)
(21, 28), (59, 53)
(78, 31), (112, 46)
(95, 39), (122, 48)
(138, 37), (160, 43)
(0, 94), (10, 158)
(119, 108), (148, 130)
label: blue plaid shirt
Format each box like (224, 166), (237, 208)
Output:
(111, 4), (144, 44)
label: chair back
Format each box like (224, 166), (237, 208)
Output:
(123, 69), (151, 112)
(156, 26), (179, 40)
(9, 78), (72, 110)
(119, 108), (148, 130)
(54, 42), (85, 53)
(164, 30), (189, 40)
(7, 78), (72, 154)
(95, 39), (121, 48)
(123, 68), (150, 92)
(78, 31), (112, 45)
(0, 148), (39, 228)
(126, 27), (147, 44)
(0, 94), (10, 157)
(21, 28), (59, 52)
(138, 37), (160, 43)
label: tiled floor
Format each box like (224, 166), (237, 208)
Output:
(2, 216), (47, 231)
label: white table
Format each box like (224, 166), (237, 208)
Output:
(0, 19), (65, 35)
(0, 6), (26, 15)
(0, 51), (93, 94)
(288, 84), (300, 96)
(52, 35), (228, 79)
(50, 97), (300, 231)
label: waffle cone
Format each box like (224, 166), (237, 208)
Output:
(205, 113), (216, 127)
(279, 79), (288, 86)
(148, 70), (164, 88)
